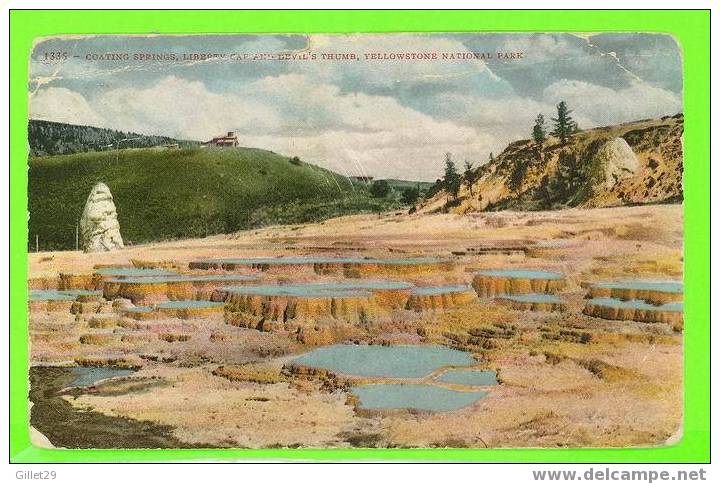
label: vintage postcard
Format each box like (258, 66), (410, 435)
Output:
(27, 33), (684, 449)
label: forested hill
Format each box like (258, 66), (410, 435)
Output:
(28, 119), (200, 156)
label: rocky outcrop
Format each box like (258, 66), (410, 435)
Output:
(593, 137), (639, 189)
(80, 182), (124, 253)
(420, 114), (683, 213)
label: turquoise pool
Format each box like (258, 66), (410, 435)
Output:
(95, 267), (177, 277)
(291, 344), (476, 378)
(435, 369), (498, 386)
(29, 289), (102, 301)
(590, 281), (683, 294)
(107, 274), (258, 284)
(68, 367), (135, 388)
(411, 285), (472, 295)
(351, 384), (488, 411)
(195, 256), (451, 266)
(587, 297), (683, 312)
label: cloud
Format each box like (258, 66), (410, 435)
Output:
(27, 33), (684, 180)
(89, 76), (281, 140)
(29, 75), (492, 180)
(29, 87), (105, 126)
(542, 79), (682, 126)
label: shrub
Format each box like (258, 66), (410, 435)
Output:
(370, 180), (391, 198)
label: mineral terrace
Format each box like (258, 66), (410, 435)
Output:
(28, 205), (684, 449)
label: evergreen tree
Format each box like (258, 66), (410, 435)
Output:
(370, 179), (391, 198)
(532, 114), (546, 146)
(508, 158), (527, 194)
(443, 153), (461, 202)
(401, 186), (420, 205)
(463, 160), (477, 196)
(551, 101), (578, 145)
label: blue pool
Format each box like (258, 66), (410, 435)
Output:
(590, 281), (683, 294)
(29, 289), (102, 301)
(95, 267), (177, 277)
(68, 366), (135, 388)
(435, 369), (498, 386)
(411, 285), (472, 295)
(291, 344), (476, 378)
(587, 297), (683, 312)
(351, 384), (488, 411)
(195, 256), (451, 266)
(108, 274), (257, 284)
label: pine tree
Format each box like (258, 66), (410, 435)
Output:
(532, 114), (546, 146)
(551, 101), (578, 145)
(508, 158), (527, 194)
(463, 160), (476, 196)
(443, 153), (461, 202)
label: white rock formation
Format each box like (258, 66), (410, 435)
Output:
(80, 182), (124, 252)
(595, 137), (639, 188)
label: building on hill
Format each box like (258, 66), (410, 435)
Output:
(202, 131), (239, 147)
(350, 175), (374, 183)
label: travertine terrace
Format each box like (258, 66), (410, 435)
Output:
(28, 205), (684, 449)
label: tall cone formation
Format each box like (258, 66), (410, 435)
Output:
(80, 182), (124, 252)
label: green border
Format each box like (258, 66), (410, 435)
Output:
(10, 10), (710, 463)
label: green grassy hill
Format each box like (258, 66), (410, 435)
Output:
(29, 147), (397, 251)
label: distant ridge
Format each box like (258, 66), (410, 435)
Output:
(28, 119), (200, 156)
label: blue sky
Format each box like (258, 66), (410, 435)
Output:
(29, 33), (682, 181)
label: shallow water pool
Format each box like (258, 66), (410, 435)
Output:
(108, 274), (257, 284)
(590, 281), (683, 294)
(411, 285), (472, 295)
(435, 369), (498, 386)
(29, 289), (102, 301)
(95, 267), (177, 277)
(197, 256), (451, 266)
(587, 297), (683, 312)
(68, 367), (135, 388)
(351, 384), (487, 411)
(291, 344), (475, 378)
